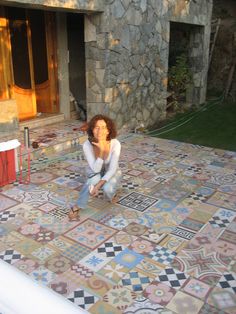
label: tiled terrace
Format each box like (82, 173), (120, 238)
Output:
(0, 120), (236, 313)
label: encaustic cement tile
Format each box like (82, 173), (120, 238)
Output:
(171, 247), (227, 285)
(98, 260), (130, 284)
(79, 273), (113, 297)
(109, 230), (137, 247)
(102, 284), (137, 312)
(64, 218), (117, 250)
(182, 277), (212, 300)
(207, 192), (236, 210)
(89, 300), (122, 314)
(135, 257), (165, 279)
(123, 295), (164, 313)
(159, 234), (188, 253)
(207, 286), (236, 314)
(67, 287), (99, 311)
(0, 193), (19, 211)
(119, 268), (152, 293)
(143, 281), (176, 306)
(166, 290), (204, 314)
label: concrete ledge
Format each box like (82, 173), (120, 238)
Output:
(19, 113), (65, 131)
(0, 0), (105, 12)
(0, 99), (19, 132)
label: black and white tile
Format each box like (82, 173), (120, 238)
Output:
(117, 192), (158, 212)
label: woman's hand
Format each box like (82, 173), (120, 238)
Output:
(90, 185), (99, 196)
(92, 141), (110, 160)
(90, 180), (106, 196)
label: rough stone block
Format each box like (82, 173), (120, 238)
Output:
(84, 16), (97, 42)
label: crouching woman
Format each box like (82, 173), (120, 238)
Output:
(68, 114), (122, 219)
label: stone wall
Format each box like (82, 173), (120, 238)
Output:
(85, 0), (213, 129)
(208, 0), (236, 98)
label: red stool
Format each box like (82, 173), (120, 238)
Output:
(0, 140), (21, 187)
(0, 149), (16, 186)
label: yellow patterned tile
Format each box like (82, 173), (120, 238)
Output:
(159, 234), (187, 253)
(80, 274), (113, 297)
(16, 238), (41, 255)
(48, 236), (76, 252)
(98, 261), (129, 283)
(166, 291), (204, 313)
(90, 300), (122, 314)
(135, 257), (165, 278)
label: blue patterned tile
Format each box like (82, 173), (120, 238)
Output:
(114, 248), (144, 269)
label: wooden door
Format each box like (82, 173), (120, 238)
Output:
(8, 7), (36, 120)
(29, 10), (58, 114)
(0, 8), (13, 101)
(45, 12), (59, 113)
(3, 8), (59, 120)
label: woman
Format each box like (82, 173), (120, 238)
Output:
(68, 114), (122, 219)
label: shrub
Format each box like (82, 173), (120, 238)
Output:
(168, 54), (192, 104)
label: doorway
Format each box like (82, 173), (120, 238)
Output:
(0, 6), (59, 121)
(67, 13), (86, 119)
(168, 21), (204, 108)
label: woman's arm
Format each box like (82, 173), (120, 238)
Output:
(83, 141), (104, 173)
(102, 140), (121, 182)
(90, 179), (106, 196)
(91, 140), (121, 195)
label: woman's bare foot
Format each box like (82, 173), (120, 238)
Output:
(68, 205), (81, 220)
(111, 194), (119, 203)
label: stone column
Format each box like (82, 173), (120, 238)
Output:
(56, 12), (70, 119)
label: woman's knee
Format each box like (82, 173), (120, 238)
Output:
(87, 174), (101, 185)
(103, 182), (114, 196)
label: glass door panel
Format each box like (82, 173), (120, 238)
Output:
(8, 7), (36, 120)
(0, 8), (13, 100)
(28, 9), (51, 113)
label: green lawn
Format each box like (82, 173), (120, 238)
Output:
(148, 98), (236, 151)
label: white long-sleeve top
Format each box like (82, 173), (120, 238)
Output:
(83, 138), (121, 182)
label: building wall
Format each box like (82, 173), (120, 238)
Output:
(85, 0), (213, 129)
(1, 0), (212, 130)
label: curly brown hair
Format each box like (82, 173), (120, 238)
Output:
(87, 115), (117, 141)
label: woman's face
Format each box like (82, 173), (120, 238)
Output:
(93, 119), (109, 141)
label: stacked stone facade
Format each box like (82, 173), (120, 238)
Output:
(84, 0), (212, 129)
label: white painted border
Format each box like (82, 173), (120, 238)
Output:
(0, 260), (88, 314)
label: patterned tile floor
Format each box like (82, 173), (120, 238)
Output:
(0, 122), (236, 313)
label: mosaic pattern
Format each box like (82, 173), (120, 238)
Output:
(143, 281), (176, 305)
(157, 267), (189, 289)
(123, 295), (163, 313)
(166, 290), (204, 313)
(1, 124), (236, 312)
(64, 219), (116, 249)
(0, 194), (19, 211)
(120, 269), (152, 292)
(117, 192), (158, 212)
(0, 248), (23, 264)
(148, 245), (177, 265)
(67, 288), (99, 310)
